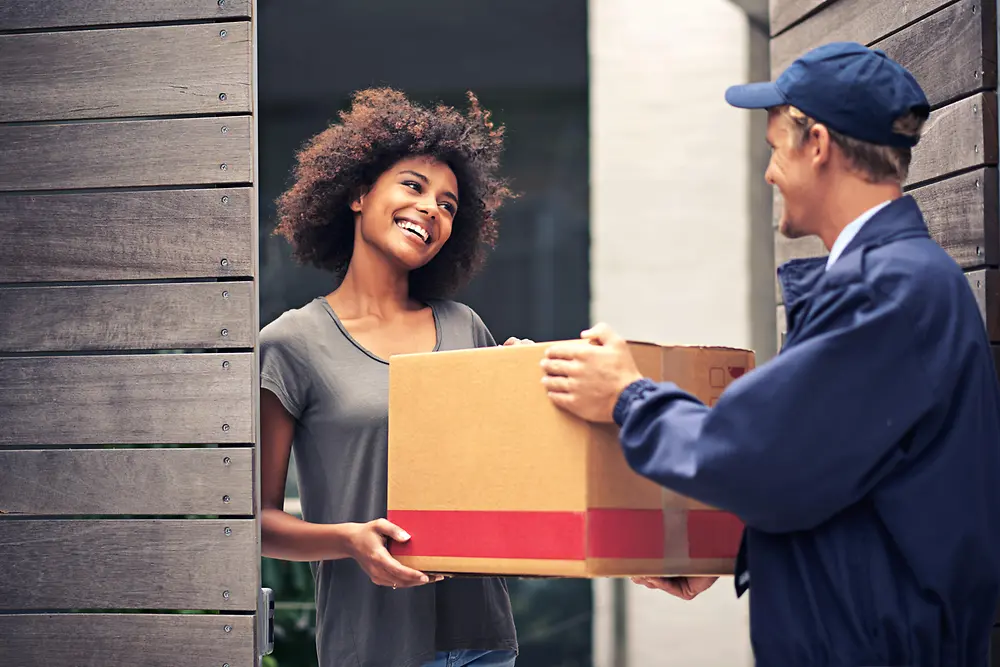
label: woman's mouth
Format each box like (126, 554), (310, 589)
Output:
(395, 217), (432, 245)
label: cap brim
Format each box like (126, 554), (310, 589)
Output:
(725, 82), (786, 109)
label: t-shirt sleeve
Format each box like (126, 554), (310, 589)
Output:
(469, 307), (498, 348)
(259, 322), (310, 420)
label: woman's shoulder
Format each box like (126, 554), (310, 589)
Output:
(429, 299), (495, 348)
(260, 298), (327, 350)
(428, 299), (483, 326)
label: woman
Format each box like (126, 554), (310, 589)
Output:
(259, 88), (521, 667)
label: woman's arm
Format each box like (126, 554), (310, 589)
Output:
(260, 389), (437, 587)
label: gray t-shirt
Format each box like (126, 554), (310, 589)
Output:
(260, 297), (518, 667)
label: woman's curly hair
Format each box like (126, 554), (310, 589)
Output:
(273, 87), (513, 299)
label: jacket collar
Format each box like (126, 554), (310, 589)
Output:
(776, 195), (929, 306)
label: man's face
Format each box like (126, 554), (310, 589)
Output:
(765, 109), (819, 239)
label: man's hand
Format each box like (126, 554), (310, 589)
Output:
(630, 576), (719, 600)
(540, 323), (643, 423)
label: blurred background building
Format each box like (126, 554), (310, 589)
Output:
(258, 1), (773, 665)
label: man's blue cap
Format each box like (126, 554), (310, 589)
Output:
(725, 42), (930, 148)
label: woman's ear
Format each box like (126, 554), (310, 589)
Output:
(349, 187), (367, 213)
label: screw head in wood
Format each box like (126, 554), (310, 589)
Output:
(224, 525), (232, 534)
(223, 456), (231, 465)
(218, 0), (226, 6)
(220, 258), (229, 267)
(222, 423), (230, 432)
(977, 246), (983, 256)
(225, 624), (232, 633)
(221, 328), (229, 337)
(222, 360), (230, 369)
(223, 590), (230, 599)
(222, 290), (230, 299)
(220, 163), (228, 171)
(219, 92), (228, 101)
(220, 29), (228, 38)
(221, 126), (229, 134)
(221, 195), (230, 204)
(223, 495), (231, 504)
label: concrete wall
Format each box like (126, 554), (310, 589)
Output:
(589, 0), (774, 664)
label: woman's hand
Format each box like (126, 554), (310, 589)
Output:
(346, 519), (443, 589)
(502, 337), (535, 346)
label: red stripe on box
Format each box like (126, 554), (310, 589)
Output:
(687, 510), (744, 558)
(587, 508), (664, 559)
(387, 509), (587, 560)
(386, 508), (745, 560)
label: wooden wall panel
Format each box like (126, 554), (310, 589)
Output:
(0, 448), (254, 516)
(772, 0), (950, 72)
(0, 188), (253, 282)
(0, 0), (251, 30)
(911, 168), (999, 268)
(770, 0), (833, 36)
(0, 23), (252, 122)
(0, 519), (257, 610)
(0, 116), (253, 191)
(771, 0), (995, 110)
(0, 614), (255, 667)
(907, 92), (997, 187)
(0, 282), (254, 352)
(0, 353), (253, 446)
(967, 269), (1000, 341)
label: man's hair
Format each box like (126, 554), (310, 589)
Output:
(273, 87), (512, 299)
(776, 105), (927, 183)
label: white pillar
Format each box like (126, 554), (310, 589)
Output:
(589, 0), (770, 664)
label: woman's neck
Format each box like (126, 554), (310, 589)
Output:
(328, 240), (414, 319)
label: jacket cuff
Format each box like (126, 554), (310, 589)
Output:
(613, 378), (658, 426)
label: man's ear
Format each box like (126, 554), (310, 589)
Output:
(810, 123), (833, 168)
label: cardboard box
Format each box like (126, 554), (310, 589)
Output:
(387, 340), (754, 578)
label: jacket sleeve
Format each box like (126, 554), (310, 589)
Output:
(616, 281), (937, 534)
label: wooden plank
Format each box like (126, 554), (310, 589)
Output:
(0, 282), (254, 352)
(967, 269), (1000, 341)
(773, 0), (959, 73)
(0, 614), (255, 667)
(0, 448), (253, 516)
(0, 519), (257, 610)
(910, 168), (999, 268)
(0, 116), (252, 191)
(0, 1), (251, 31)
(0, 23), (251, 122)
(0, 188), (253, 282)
(907, 92), (996, 187)
(770, 0), (833, 36)
(0, 353), (253, 446)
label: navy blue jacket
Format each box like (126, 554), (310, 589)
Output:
(613, 196), (1000, 666)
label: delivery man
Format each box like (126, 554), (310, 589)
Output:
(539, 42), (1000, 665)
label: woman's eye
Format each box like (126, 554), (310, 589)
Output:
(402, 181), (421, 192)
(440, 202), (455, 214)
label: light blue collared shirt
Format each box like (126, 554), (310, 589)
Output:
(826, 200), (892, 270)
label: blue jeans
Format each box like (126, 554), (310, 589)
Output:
(421, 649), (517, 667)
